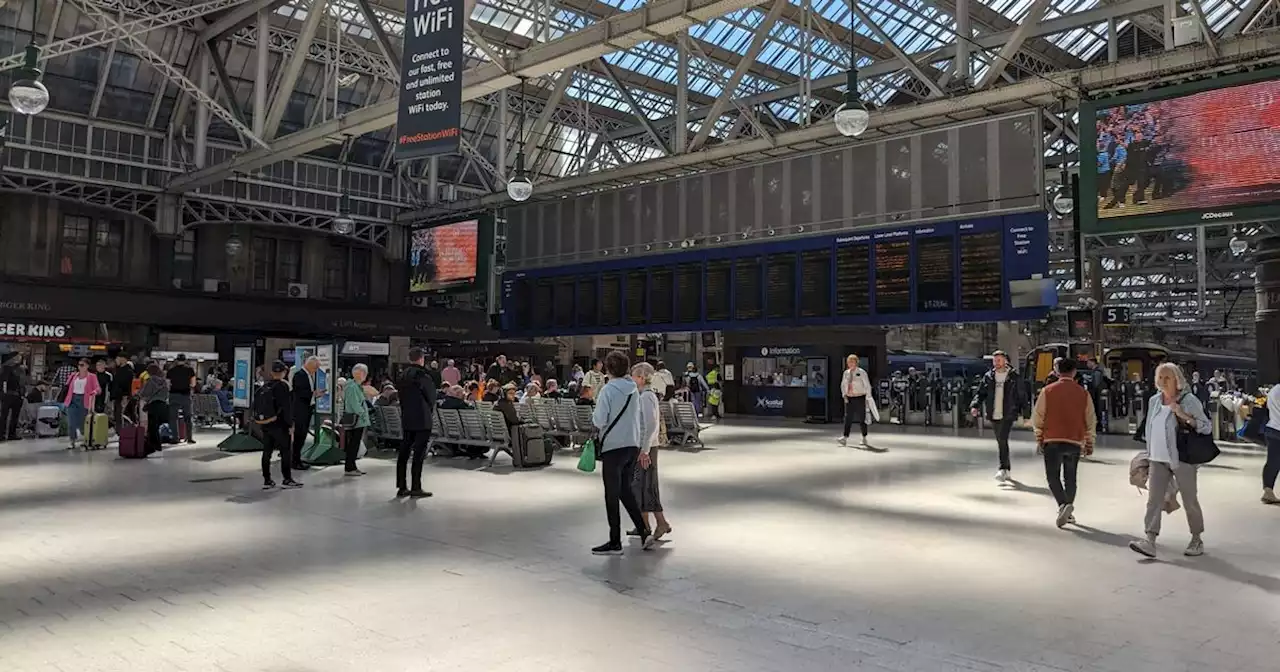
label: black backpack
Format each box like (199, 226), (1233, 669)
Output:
(253, 381), (279, 423)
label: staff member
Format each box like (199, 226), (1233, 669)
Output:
(1032, 357), (1096, 528)
(839, 354), (872, 448)
(290, 356), (324, 471)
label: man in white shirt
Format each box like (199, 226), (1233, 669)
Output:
(971, 350), (1024, 482)
(839, 354), (872, 447)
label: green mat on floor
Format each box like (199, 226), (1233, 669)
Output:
(300, 426), (342, 466)
(219, 431), (264, 453)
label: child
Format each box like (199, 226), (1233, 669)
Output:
(706, 382), (723, 421)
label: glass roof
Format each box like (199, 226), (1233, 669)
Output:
(279, 0), (1255, 175)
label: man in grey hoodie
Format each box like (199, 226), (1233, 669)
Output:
(590, 350), (654, 555)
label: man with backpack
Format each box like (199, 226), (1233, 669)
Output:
(255, 361), (302, 490)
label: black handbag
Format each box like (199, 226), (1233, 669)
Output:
(1176, 425), (1220, 465)
(338, 412), (358, 429)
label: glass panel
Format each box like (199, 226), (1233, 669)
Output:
(818, 150), (845, 226)
(323, 244), (348, 300)
(251, 237), (275, 292)
(92, 220), (124, 279)
(998, 116), (1039, 209)
(276, 239), (302, 291)
(351, 247), (371, 301)
(921, 131), (951, 216)
(957, 122), (990, 214)
(884, 137), (913, 218)
(58, 215), (92, 276)
(789, 156), (814, 227)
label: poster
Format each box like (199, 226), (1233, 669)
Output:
(395, 0), (464, 159)
(408, 219), (479, 293)
(233, 346), (253, 409)
(315, 344), (334, 414)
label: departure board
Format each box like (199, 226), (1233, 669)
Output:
(960, 231), (1003, 311)
(834, 242), (871, 316)
(508, 279), (532, 331)
(576, 277), (597, 327)
(600, 273), (621, 326)
(650, 268), (674, 324)
(625, 270), (647, 326)
(915, 236), (955, 312)
(734, 257), (763, 320)
(874, 240), (911, 314)
(532, 279), (554, 328)
(552, 278), (575, 328)
(706, 259), (731, 321)
(766, 253), (796, 319)
(799, 248), (831, 318)
(675, 262), (702, 323)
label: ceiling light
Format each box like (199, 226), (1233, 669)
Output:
(9, 44), (48, 116)
(225, 234), (244, 256)
(507, 78), (533, 202)
(833, 66), (868, 137)
(1229, 235), (1249, 256)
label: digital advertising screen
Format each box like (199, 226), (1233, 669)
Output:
(1083, 71), (1280, 232)
(409, 218), (479, 293)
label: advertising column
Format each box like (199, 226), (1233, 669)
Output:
(233, 347), (254, 409)
(395, 0), (464, 160)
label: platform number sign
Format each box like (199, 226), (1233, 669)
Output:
(1101, 306), (1131, 327)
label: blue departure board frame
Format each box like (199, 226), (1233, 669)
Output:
(501, 211), (1051, 336)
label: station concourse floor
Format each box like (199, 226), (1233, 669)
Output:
(0, 421), (1277, 672)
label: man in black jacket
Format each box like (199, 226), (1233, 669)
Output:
(970, 350), (1025, 483)
(395, 348), (436, 498)
(0, 353), (23, 441)
(257, 361), (301, 489)
(487, 355), (509, 385)
(290, 356), (323, 471)
(111, 354), (135, 428)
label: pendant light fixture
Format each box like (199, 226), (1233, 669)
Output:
(225, 173), (244, 256)
(1229, 225), (1249, 256)
(1050, 98), (1074, 216)
(506, 77), (533, 202)
(833, 0), (869, 138)
(9, 0), (50, 116)
(333, 159), (354, 235)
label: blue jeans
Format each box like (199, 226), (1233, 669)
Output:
(67, 395), (87, 443)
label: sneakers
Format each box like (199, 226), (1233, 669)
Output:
(407, 489), (432, 498)
(641, 533), (657, 550)
(859, 437), (869, 448)
(1262, 488), (1279, 504)
(994, 469), (1009, 483)
(263, 480), (276, 490)
(626, 528), (645, 537)
(1129, 536), (1157, 558)
(591, 542), (623, 556)
(1055, 503), (1074, 529)
(293, 463), (312, 471)
(1184, 537), (1204, 557)
(837, 436), (848, 447)
(344, 469), (366, 476)
(281, 480), (303, 489)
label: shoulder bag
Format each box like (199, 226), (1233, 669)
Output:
(1175, 392), (1220, 465)
(577, 392), (634, 473)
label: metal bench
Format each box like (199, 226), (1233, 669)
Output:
(485, 411), (514, 466)
(672, 401), (704, 448)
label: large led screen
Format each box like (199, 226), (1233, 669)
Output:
(409, 219), (479, 293)
(1089, 75), (1280, 229)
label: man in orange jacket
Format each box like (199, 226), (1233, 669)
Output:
(1032, 357), (1097, 528)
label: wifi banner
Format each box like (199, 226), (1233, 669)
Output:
(395, 0), (464, 160)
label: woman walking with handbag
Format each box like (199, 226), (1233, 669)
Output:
(341, 364), (376, 476)
(627, 363), (673, 543)
(63, 359), (101, 450)
(1130, 362), (1213, 559)
(589, 351), (653, 556)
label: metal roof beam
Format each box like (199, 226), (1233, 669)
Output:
(975, 0), (1051, 90)
(406, 29), (1280, 218)
(168, 0), (762, 193)
(199, 0), (288, 42)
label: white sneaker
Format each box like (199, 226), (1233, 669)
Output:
(1129, 537), (1157, 558)
(1184, 537), (1204, 557)
(859, 437), (868, 448)
(1055, 503), (1074, 529)
(837, 437), (847, 447)
(994, 469), (1009, 483)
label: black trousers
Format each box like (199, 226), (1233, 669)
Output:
(600, 446), (647, 544)
(112, 396), (132, 430)
(291, 404), (313, 467)
(993, 416), (1015, 470)
(1042, 441), (1081, 506)
(1264, 433), (1280, 490)
(145, 400), (168, 455)
(1096, 171), (1112, 199)
(261, 424), (293, 483)
(0, 393), (21, 440)
(345, 427), (364, 471)
(842, 397), (867, 439)
(397, 428), (431, 490)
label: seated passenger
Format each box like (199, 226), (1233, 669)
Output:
(439, 385), (473, 410)
(482, 379), (501, 402)
(576, 384), (596, 406)
(375, 384), (398, 406)
(544, 379), (564, 399)
(211, 379), (235, 415)
(495, 383), (522, 428)
(520, 382), (542, 403)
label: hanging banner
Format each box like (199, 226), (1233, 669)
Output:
(233, 346), (253, 409)
(395, 0), (464, 160)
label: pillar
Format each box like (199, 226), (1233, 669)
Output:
(1256, 236), (1280, 385)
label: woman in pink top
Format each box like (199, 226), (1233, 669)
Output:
(63, 359), (102, 448)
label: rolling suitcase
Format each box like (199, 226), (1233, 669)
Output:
(118, 422), (148, 459)
(83, 413), (110, 450)
(514, 424), (553, 468)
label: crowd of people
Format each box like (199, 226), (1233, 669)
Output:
(1096, 103), (1179, 210)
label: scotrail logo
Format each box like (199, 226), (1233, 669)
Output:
(755, 397), (785, 410)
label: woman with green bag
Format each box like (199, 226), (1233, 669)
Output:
(588, 351), (653, 555)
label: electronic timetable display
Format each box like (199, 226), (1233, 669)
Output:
(501, 211), (1051, 336)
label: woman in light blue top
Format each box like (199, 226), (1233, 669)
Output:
(341, 364), (375, 476)
(589, 351), (652, 556)
(1130, 362), (1212, 559)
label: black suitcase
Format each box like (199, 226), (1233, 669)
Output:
(514, 424), (552, 468)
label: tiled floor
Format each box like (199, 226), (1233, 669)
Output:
(1, 421), (1277, 672)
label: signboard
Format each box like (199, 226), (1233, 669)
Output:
(1080, 69), (1280, 233)
(394, 0), (464, 160)
(315, 344), (334, 415)
(752, 392), (786, 415)
(0, 322), (72, 339)
(341, 341), (391, 356)
(1067, 309), (1094, 339)
(1101, 306), (1131, 327)
(500, 211), (1051, 336)
(233, 346), (253, 409)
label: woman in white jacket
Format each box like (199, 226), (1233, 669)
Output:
(629, 362), (672, 542)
